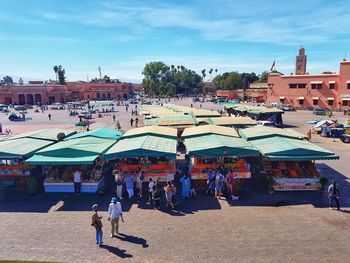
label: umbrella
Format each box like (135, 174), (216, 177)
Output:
(314, 120), (334, 128)
(308, 119), (318, 124)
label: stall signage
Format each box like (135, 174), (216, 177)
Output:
(273, 178), (320, 191)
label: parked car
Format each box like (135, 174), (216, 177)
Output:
(256, 120), (275, 127)
(14, 105), (26, 111)
(192, 97), (200, 102)
(283, 104), (295, 111)
(313, 108), (332, 116)
(141, 100), (152, 105)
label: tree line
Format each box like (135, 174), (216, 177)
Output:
(142, 61), (270, 96)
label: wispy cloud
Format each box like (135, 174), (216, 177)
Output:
(0, 35), (87, 44)
(38, 0), (350, 45)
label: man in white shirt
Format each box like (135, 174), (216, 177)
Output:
(108, 197), (124, 237)
(73, 170), (82, 194)
(146, 178), (154, 205)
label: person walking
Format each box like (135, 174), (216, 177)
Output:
(164, 181), (174, 209)
(48, 113), (51, 120)
(136, 170), (144, 197)
(108, 197), (124, 238)
(73, 169), (82, 194)
(91, 204), (103, 247)
(215, 171), (224, 199)
(328, 180), (340, 210)
(112, 114), (116, 122)
(135, 117), (139, 127)
(114, 171), (124, 200)
(146, 178), (155, 205)
(180, 174), (191, 199)
(152, 185), (161, 209)
(130, 118), (134, 127)
(125, 173), (134, 198)
(116, 120), (121, 130)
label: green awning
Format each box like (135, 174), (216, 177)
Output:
(25, 155), (98, 165)
(105, 135), (177, 159)
(239, 126), (306, 141)
(0, 137), (55, 159)
(66, 128), (122, 140)
(25, 137), (117, 165)
(184, 134), (260, 158)
(248, 137), (339, 161)
(2, 128), (76, 142)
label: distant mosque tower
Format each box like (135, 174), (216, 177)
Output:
(295, 46), (307, 75)
(18, 77), (23, 85)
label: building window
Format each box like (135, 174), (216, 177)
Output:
(280, 98), (285, 104)
(347, 83), (350, 89)
(328, 100), (334, 106)
(311, 84), (322, 89)
(329, 83), (335, 89)
(343, 100), (349, 106)
(313, 99), (318, 106)
(298, 84), (306, 89)
(298, 99), (304, 105)
(289, 84), (297, 89)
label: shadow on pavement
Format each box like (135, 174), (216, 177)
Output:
(116, 233), (149, 248)
(100, 244), (133, 258)
(1, 163), (348, 212)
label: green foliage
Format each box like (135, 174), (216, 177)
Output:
(257, 71), (269, 83)
(270, 69), (283, 74)
(142, 61), (202, 96)
(53, 65), (66, 85)
(212, 71), (243, 90)
(3, 75), (14, 84)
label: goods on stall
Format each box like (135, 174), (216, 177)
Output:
(0, 164), (34, 178)
(190, 158), (251, 180)
(44, 165), (102, 183)
(114, 157), (176, 182)
(264, 160), (321, 191)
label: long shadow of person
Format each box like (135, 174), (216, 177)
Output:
(116, 233), (149, 248)
(100, 244), (133, 258)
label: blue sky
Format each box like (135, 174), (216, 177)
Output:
(1, 0), (350, 83)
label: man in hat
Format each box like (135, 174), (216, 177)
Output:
(91, 204), (103, 247)
(107, 197), (124, 238)
(328, 180), (340, 210)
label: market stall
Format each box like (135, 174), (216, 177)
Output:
(25, 128), (120, 193)
(104, 126), (177, 182)
(0, 129), (77, 192)
(239, 126), (339, 191)
(183, 125), (260, 180)
(228, 104), (284, 127)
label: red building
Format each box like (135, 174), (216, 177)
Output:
(67, 82), (135, 101)
(216, 83), (267, 102)
(0, 81), (140, 105)
(267, 48), (350, 110)
(0, 82), (71, 105)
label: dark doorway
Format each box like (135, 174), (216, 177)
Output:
(18, 94), (26, 105)
(49, 96), (55, 104)
(34, 94), (42, 104)
(26, 94), (34, 105)
(5, 97), (12, 104)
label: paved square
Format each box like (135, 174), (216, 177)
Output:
(1, 100), (350, 263)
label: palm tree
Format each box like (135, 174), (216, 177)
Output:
(53, 65), (58, 82)
(201, 69), (206, 82)
(209, 68), (213, 80)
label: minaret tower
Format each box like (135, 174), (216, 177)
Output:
(295, 46), (307, 75)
